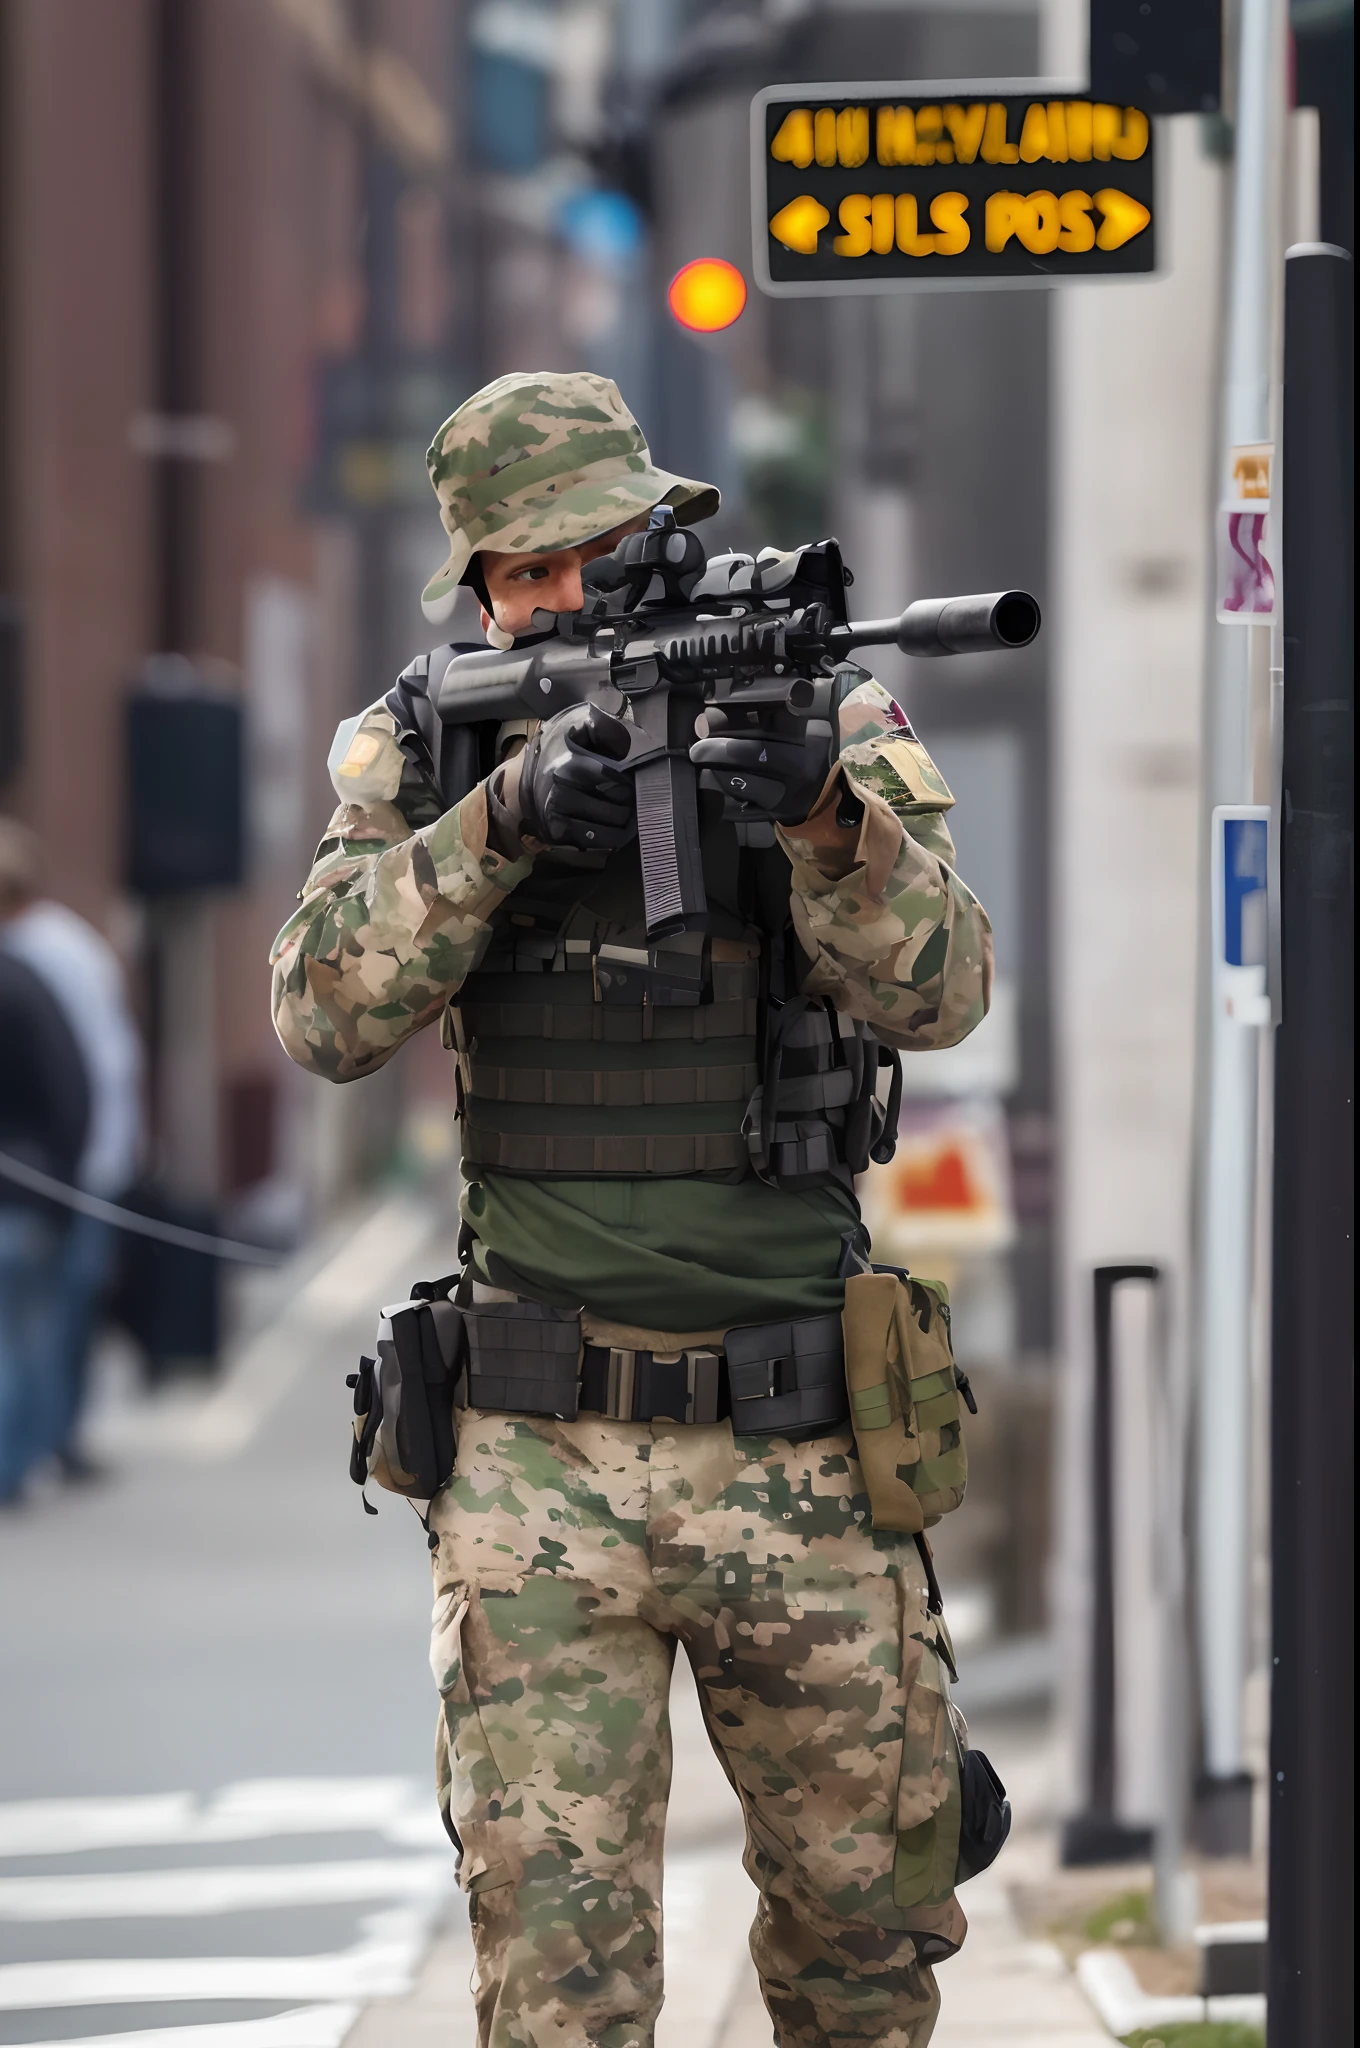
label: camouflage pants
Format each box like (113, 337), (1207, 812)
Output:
(429, 1411), (965, 2048)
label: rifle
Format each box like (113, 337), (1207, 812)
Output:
(431, 508), (1038, 1000)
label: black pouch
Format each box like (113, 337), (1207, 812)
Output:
(955, 1747), (1013, 1883)
(725, 1311), (848, 1443)
(462, 1298), (582, 1419)
(349, 1275), (464, 1499)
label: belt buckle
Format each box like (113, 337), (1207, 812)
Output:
(604, 1346), (721, 1424)
(606, 1348), (636, 1420)
(685, 1349), (721, 1425)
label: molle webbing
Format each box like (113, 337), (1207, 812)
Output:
(748, 999), (865, 1189)
(453, 944), (760, 1177)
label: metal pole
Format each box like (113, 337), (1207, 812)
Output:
(1062, 1266), (1158, 1867)
(1267, 242), (1353, 2048)
(1191, 0), (1285, 1854)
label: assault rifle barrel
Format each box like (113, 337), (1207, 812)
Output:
(834, 589), (1041, 660)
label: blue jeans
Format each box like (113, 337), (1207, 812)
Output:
(47, 1215), (117, 1459)
(0, 1207), (67, 1499)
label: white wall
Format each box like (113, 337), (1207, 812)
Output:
(1050, 116), (1225, 1816)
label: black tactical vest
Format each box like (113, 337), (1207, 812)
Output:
(387, 652), (902, 1196)
(446, 803), (900, 1194)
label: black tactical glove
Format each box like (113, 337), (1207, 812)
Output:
(518, 701), (636, 852)
(689, 707), (830, 825)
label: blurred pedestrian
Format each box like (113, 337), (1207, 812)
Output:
(0, 821), (145, 1483)
(0, 827), (91, 1505)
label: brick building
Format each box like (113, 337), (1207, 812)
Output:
(0, 0), (471, 1234)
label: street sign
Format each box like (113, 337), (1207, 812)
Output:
(1212, 806), (1272, 1026)
(751, 78), (1156, 296)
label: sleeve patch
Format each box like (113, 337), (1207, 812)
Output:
(875, 738), (955, 808)
(327, 705), (406, 805)
(336, 731), (383, 777)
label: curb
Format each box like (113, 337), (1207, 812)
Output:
(1076, 1947), (1266, 2036)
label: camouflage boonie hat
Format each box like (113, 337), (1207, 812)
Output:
(421, 369), (720, 622)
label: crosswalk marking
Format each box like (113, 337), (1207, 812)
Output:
(0, 1793), (195, 1860)
(0, 1855), (452, 1920)
(0, 1903), (442, 2011)
(0, 1780), (461, 2045)
(0, 1777), (441, 1859)
(24, 2008), (361, 2048)
(0, 1781), (761, 2046)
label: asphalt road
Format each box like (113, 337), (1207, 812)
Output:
(0, 1187), (466, 2046)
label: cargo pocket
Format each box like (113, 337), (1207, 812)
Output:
(891, 1575), (968, 1957)
(429, 1584), (512, 1895)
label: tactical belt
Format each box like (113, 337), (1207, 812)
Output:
(461, 1282), (849, 1443)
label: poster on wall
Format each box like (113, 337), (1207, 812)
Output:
(859, 1096), (1016, 1263)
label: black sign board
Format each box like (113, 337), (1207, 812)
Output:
(752, 78), (1156, 295)
(1089, 0), (1221, 115)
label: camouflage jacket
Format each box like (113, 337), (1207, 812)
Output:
(270, 675), (991, 1082)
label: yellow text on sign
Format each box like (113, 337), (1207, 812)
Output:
(984, 187), (1150, 254)
(768, 195), (832, 254)
(773, 187), (1152, 259)
(771, 100), (1149, 170)
(833, 192), (970, 257)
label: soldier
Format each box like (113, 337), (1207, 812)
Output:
(271, 370), (993, 2047)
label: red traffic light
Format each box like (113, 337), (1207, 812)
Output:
(668, 258), (747, 332)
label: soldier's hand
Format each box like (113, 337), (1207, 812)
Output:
(690, 708), (829, 825)
(518, 702), (636, 852)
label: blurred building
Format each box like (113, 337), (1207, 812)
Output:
(0, 0), (479, 1242)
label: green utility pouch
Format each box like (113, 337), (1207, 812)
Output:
(842, 1268), (974, 1532)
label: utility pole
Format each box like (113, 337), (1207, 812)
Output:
(1191, 0), (1285, 1855)
(146, 0), (221, 1215)
(1266, 240), (1353, 2048)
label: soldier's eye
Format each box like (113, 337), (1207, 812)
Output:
(511, 564), (551, 581)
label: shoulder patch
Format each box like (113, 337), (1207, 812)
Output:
(876, 737), (955, 807)
(327, 705), (406, 806)
(840, 731), (955, 813)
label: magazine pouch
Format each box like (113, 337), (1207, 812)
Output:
(842, 1269), (971, 1532)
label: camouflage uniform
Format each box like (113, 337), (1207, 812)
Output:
(272, 372), (990, 2047)
(431, 1414), (954, 2048)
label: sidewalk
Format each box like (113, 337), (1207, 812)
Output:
(358, 1678), (1111, 2048)
(359, 1846), (1112, 2048)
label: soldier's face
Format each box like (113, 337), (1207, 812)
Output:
(478, 513), (653, 636)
